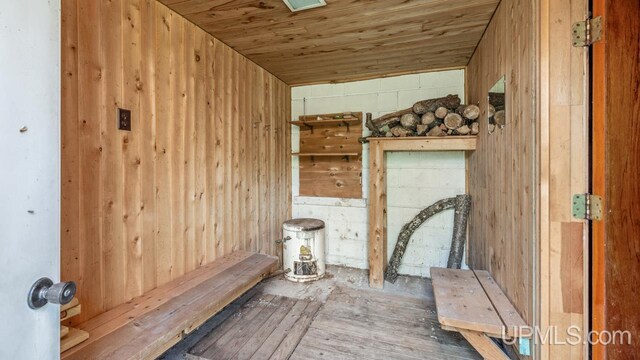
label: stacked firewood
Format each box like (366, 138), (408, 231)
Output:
(365, 94), (479, 138)
(488, 92), (506, 132)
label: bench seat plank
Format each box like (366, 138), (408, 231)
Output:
(473, 270), (528, 337)
(430, 268), (504, 337)
(76, 251), (255, 335)
(62, 252), (277, 360)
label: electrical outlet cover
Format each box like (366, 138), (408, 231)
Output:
(118, 108), (131, 131)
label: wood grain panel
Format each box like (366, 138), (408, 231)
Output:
(296, 115), (363, 199)
(61, 0), (291, 324)
(468, 0), (589, 358)
(539, 0), (589, 359)
(156, 0), (500, 85)
(592, 0), (640, 358)
(466, 0), (537, 331)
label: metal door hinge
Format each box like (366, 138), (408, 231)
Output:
(572, 16), (602, 47)
(572, 193), (603, 221)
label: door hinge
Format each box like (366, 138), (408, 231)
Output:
(572, 16), (602, 47)
(572, 193), (603, 221)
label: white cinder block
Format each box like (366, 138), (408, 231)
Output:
(419, 72), (440, 89)
(386, 172), (400, 187)
(386, 151), (466, 169)
(328, 206), (367, 222)
(306, 96), (347, 114)
(397, 89), (426, 108)
(311, 83), (345, 98)
(291, 99), (304, 119)
(292, 85), (312, 100)
(361, 148), (369, 168)
(291, 126), (300, 151)
(380, 74), (420, 91)
(345, 93), (378, 113)
(377, 92), (398, 112)
(294, 196), (366, 208)
(290, 69), (466, 276)
(396, 169), (465, 188)
(420, 88), (442, 100)
(435, 70), (465, 87)
(344, 78), (381, 95)
(327, 238), (365, 258)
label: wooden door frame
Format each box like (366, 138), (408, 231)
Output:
(591, 0), (640, 358)
(367, 137), (477, 288)
(590, 1), (606, 359)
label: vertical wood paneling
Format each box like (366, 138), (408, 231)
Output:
(154, 4), (173, 286)
(468, 1), (589, 359)
(139, 0), (157, 294)
(100, 0), (125, 311)
(169, 12), (185, 279)
(123, 0), (143, 301)
(61, 0), (291, 323)
(213, 38), (225, 259)
(194, 28), (206, 268)
(204, 37), (216, 263)
(61, 0), (80, 306)
(540, 0), (589, 358)
(75, 0), (104, 321)
(466, 0), (536, 326)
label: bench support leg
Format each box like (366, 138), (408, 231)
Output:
(459, 329), (509, 360)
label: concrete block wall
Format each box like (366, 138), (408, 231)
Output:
(291, 70), (467, 277)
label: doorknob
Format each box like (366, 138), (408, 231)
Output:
(27, 277), (76, 309)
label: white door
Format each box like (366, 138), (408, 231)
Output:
(0, 0), (61, 358)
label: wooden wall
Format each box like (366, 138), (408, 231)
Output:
(61, 0), (291, 324)
(591, 0), (640, 358)
(539, 0), (589, 358)
(468, 0), (590, 358)
(466, 0), (537, 327)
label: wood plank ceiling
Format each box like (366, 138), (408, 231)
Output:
(158, 0), (500, 85)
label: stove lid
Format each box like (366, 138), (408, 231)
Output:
(283, 218), (325, 232)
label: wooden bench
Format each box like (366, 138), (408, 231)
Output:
(431, 268), (528, 360)
(62, 251), (278, 360)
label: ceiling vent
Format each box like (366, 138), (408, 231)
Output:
(282, 0), (327, 12)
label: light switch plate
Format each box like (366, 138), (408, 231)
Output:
(118, 108), (131, 131)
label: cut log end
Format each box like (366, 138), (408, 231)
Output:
(416, 124), (429, 136)
(471, 122), (479, 135)
(400, 113), (420, 130)
(444, 113), (464, 130)
(426, 126), (445, 137)
(462, 105), (480, 120)
(456, 125), (471, 135)
(421, 112), (436, 126)
(435, 106), (449, 119)
(494, 110), (506, 127)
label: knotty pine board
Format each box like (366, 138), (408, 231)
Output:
(466, 0), (537, 330)
(61, 0), (291, 324)
(297, 114), (363, 199)
(467, 1), (590, 359)
(157, 0), (499, 85)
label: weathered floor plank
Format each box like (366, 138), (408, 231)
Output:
(182, 277), (480, 360)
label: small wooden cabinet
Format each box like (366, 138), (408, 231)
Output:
(292, 112), (363, 199)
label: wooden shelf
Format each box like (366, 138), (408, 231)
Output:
(295, 112), (363, 199)
(367, 136), (477, 151)
(292, 152), (360, 156)
(290, 119), (361, 128)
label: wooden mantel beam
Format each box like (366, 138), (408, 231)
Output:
(367, 136), (477, 288)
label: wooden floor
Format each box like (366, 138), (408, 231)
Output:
(179, 282), (481, 360)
